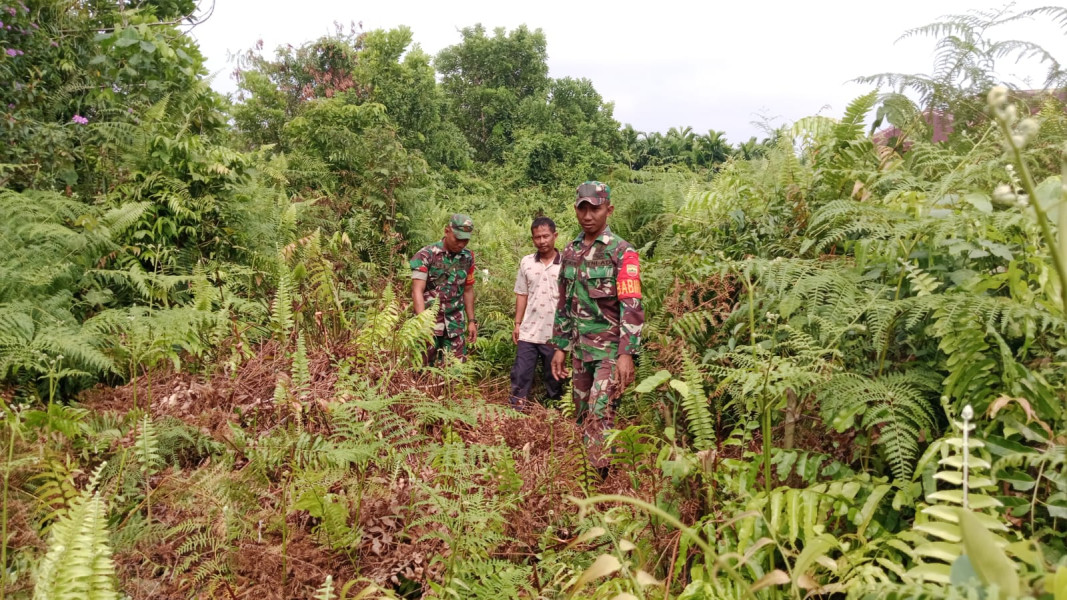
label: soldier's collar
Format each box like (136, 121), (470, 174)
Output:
(572, 226), (614, 247)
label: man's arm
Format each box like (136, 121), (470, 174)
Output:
(412, 278), (427, 314)
(463, 283), (477, 344)
(464, 252), (477, 343)
(615, 248), (644, 391)
(550, 265), (572, 381)
(513, 294), (528, 344)
(549, 267), (572, 353)
(410, 246), (431, 313)
(513, 257), (529, 344)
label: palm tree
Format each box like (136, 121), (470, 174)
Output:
(693, 129), (732, 167)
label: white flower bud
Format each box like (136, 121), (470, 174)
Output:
(961, 404), (974, 420)
(987, 86), (1008, 107)
(992, 183), (1016, 205)
(1018, 118), (1039, 140)
(1005, 105), (1018, 123)
(1011, 134), (1026, 148)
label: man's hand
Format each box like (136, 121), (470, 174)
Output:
(615, 354), (635, 393)
(512, 323), (521, 344)
(467, 320), (478, 345)
(551, 349), (568, 381)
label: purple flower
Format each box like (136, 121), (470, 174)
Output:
(49, 40), (57, 47)
(4, 48), (17, 57)
(71, 114), (88, 125)
(6, 7), (14, 16)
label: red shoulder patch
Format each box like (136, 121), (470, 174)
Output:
(617, 251), (641, 299)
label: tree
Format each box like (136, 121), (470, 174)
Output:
(435, 24), (549, 163)
(857, 5), (1067, 145)
(510, 77), (621, 184)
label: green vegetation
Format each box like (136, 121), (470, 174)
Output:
(2, 1), (1067, 598)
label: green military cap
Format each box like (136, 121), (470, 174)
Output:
(575, 181), (611, 207)
(449, 213), (474, 239)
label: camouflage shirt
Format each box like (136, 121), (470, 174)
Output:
(410, 241), (475, 338)
(550, 227), (644, 362)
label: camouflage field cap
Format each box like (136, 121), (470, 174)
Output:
(449, 213), (474, 239)
(575, 181), (611, 207)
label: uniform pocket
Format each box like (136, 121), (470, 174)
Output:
(587, 268), (616, 298)
(429, 265), (448, 286)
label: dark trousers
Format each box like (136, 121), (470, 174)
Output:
(510, 341), (563, 403)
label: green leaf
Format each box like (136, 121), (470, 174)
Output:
(792, 534), (836, 584)
(114, 28), (140, 47)
(927, 489), (1001, 509)
(1046, 497), (1067, 519)
(908, 562), (952, 584)
(751, 570), (790, 592)
(668, 379), (690, 397)
(957, 508), (1020, 598)
(996, 468), (1036, 491)
(571, 554), (620, 591)
(963, 192), (993, 213)
(1034, 175), (1064, 220)
(983, 435), (1037, 458)
(914, 521), (961, 542)
(1052, 565), (1067, 600)
(635, 370), (671, 393)
(950, 554), (980, 586)
(914, 541), (962, 562)
(139, 40), (157, 53)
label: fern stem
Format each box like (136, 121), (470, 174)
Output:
(998, 118), (1067, 312)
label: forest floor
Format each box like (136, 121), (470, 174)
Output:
(8, 339), (848, 598)
(63, 342), (677, 599)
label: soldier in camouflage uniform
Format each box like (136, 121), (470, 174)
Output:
(410, 214), (478, 363)
(550, 182), (644, 472)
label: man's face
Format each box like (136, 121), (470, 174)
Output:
(531, 225), (557, 255)
(575, 201), (613, 237)
(443, 226), (470, 253)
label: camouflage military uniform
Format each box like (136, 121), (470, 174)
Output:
(410, 240), (476, 359)
(551, 225), (644, 468)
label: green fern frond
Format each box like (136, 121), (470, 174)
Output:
(356, 286), (401, 352)
(33, 463), (118, 600)
(135, 414), (162, 476)
(270, 261), (295, 342)
(836, 91), (881, 142)
(395, 301), (439, 365)
(681, 356), (716, 451)
(899, 260), (940, 297)
(818, 370), (941, 479)
(314, 575), (336, 600)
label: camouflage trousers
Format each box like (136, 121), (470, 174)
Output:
(425, 334), (467, 365)
(572, 357), (618, 469)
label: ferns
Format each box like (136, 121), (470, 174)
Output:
(270, 261), (295, 342)
(817, 370), (941, 479)
(33, 464), (118, 600)
(680, 357), (715, 451)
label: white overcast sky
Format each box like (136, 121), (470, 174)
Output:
(190, 0), (1066, 143)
